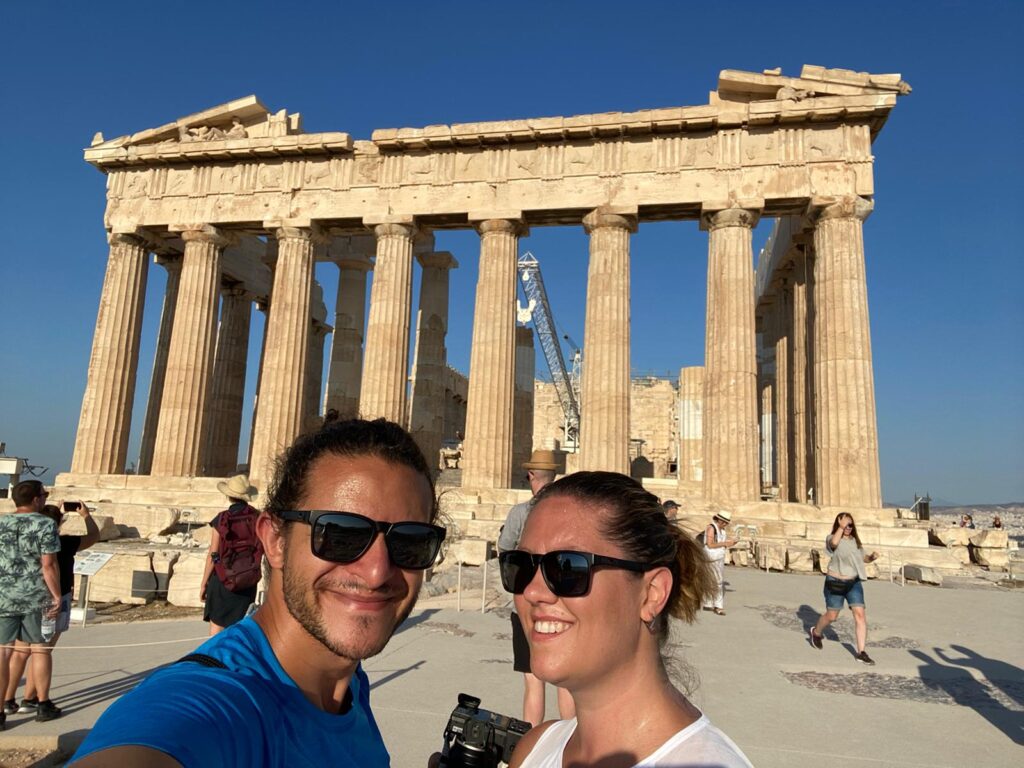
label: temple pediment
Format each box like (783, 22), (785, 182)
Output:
(717, 64), (911, 103)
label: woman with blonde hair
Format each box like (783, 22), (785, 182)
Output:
(500, 471), (753, 767)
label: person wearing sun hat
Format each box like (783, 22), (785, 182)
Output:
(701, 510), (738, 615)
(200, 474), (260, 635)
(498, 449), (575, 727)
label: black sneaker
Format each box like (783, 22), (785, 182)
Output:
(0, 711), (5, 730)
(808, 628), (823, 650)
(35, 700), (62, 722)
(17, 697), (38, 713)
(2, 699), (17, 715)
(855, 651), (876, 666)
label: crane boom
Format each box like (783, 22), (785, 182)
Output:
(516, 252), (580, 443)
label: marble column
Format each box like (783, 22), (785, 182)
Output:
(702, 207), (761, 503)
(789, 248), (813, 503)
(811, 196), (882, 508)
(204, 285), (252, 477)
(462, 219), (524, 488)
(150, 227), (226, 476)
(71, 233), (150, 474)
(579, 209), (637, 474)
(359, 222), (416, 422)
(325, 256), (372, 420)
(246, 297), (270, 470)
(249, 227), (316, 488)
(408, 251), (457, 468)
(512, 325), (536, 486)
(677, 366), (704, 497)
(138, 254), (182, 475)
(303, 321), (329, 433)
(773, 280), (791, 502)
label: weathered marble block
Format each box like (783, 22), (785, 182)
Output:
(166, 551), (208, 608)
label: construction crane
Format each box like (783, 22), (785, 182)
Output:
(516, 252), (581, 447)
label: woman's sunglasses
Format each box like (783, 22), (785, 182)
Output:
(498, 549), (657, 598)
(278, 510), (446, 570)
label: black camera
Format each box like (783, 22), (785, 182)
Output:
(438, 693), (531, 768)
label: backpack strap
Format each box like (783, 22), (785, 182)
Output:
(177, 653), (228, 669)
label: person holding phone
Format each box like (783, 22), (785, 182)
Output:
(4, 500), (100, 721)
(501, 471), (753, 768)
(808, 513), (880, 664)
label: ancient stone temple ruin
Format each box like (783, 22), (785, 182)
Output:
(54, 64), (980, 595)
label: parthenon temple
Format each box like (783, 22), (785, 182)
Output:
(58, 65), (924, 553)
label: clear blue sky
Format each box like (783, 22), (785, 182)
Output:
(1, 1), (1020, 504)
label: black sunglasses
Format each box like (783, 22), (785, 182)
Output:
(498, 549), (657, 598)
(278, 510), (446, 570)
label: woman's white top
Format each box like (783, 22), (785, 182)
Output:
(518, 714), (754, 768)
(704, 521), (726, 561)
(825, 535), (868, 580)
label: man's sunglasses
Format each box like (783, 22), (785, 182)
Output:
(278, 510), (446, 570)
(498, 549), (658, 598)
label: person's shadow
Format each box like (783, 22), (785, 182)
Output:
(910, 648), (1024, 745)
(934, 645), (1024, 708)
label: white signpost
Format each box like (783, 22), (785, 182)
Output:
(72, 551), (114, 626)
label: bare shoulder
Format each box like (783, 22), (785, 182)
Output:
(509, 719), (560, 768)
(72, 746), (182, 768)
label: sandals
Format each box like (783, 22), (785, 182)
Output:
(713, 608), (726, 616)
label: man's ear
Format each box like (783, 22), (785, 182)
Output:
(641, 566), (673, 621)
(257, 512), (286, 569)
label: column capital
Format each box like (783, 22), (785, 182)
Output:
(336, 254), (374, 272)
(221, 282), (252, 301)
(417, 251), (459, 270)
(372, 222), (417, 240)
(272, 223), (326, 243)
(475, 219), (527, 237)
(154, 252), (183, 271)
(582, 208), (638, 234)
(809, 195), (873, 223)
(177, 224), (233, 247)
(700, 206), (761, 231)
(108, 231), (148, 248)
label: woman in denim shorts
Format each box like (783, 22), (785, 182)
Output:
(808, 513), (880, 665)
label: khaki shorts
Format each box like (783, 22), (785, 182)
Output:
(0, 611), (46, 645)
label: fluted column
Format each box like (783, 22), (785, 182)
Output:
(702, 207), (761, 503)
(303, 321), (329, 433)
(462, 219), (524, 488)
(325, 256), (372, 419)
(246, 297), (271, 470)
(677, 366), (704, 497)
(204, 285), (252, 476)
(360, 222), (416, 422)
(579, 209), (636, 474)
(409, 251), (457, 467)
(811, 196), (881, 508)
(789, 249), (812, 502)
(249, 227), (316, 488)
(138, 254), (181, 475)
(773, 280), (791, 502)
(71, 233), (150, 474)
(151, 227), (227, 476)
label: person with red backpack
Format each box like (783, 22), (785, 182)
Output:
(200, 475), (262, 635)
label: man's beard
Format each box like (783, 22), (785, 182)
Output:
(281, 546), (418, 661)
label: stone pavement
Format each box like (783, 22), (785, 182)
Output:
(1, 568), (1020, 767)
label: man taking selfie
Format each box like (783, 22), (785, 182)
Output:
(71, 418), (445, 766)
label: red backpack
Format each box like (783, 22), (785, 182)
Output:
(213, 505), (264, 592)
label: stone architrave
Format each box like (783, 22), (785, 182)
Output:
(71, 233), (151, 474)
(408, 251), (457, 467)
(579, 209), (637, 474)
(677, 366), (704, 497)
(359, 221), (417, 423)
(702, 206), (761, 503)
(150, 226), (227, 476)
(811, 196), (881, 508)
(512, 325), (536, 484)
(204, 285), (252, 477)
(325, 255), (372, 420)
(303, 321), (329, 433)
(249, 226), (316, 488)
(773, 279), (791, 502)
(789, 248), (812, 503)
(138, 254), (181, 475)
(462, 218), (525, 489)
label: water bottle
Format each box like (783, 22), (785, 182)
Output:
(40, 611), (56, 642)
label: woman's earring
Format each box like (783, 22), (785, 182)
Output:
(644, 614), (658, 633)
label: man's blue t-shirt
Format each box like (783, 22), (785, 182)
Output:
(72, 617), (389, 766)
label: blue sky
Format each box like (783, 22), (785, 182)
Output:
(1, 1), (1020, 504)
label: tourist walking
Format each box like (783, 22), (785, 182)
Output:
(500, 471), (753, 767)
(5, 501), (100, 719)
(0, 481), (62, 728)
(498, 449), (574, 726)
(701, 511), (737, 615)
(808, 512), (880, 664)
(200, 474), (261, 635)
